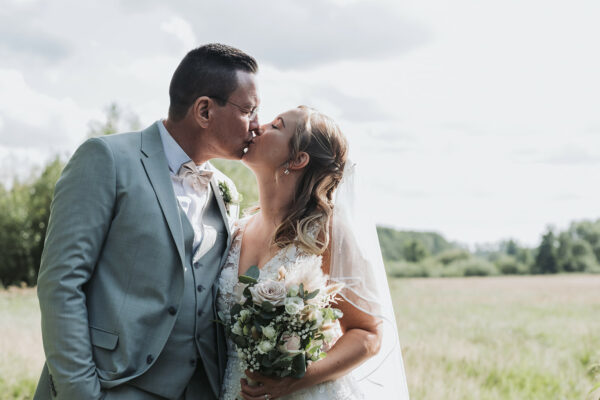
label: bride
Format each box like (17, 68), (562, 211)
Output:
(216, 106), (409, 400)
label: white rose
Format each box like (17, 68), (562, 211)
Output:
(249, 280), (286, 306)
(262, 325), (277, 340)
(257, 340), (274, 354)
(309, 309), (324, 328)
(279, 333), (302, 353)
(232, 321), (243, 336)
(284, 297), (305, 315)
(287, 285), (299, 297)
(239, 309), (251, 323)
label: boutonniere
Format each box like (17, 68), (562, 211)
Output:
(218, 181), (242, 216)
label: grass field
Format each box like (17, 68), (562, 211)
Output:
(1, 275), (599, 399)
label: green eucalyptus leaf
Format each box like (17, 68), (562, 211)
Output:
(304, 289), (320, 300)
(239, 275), (258, 285)
(230, 303), (242, 317)
(233, 335), (247, 347)
(291, 352), (307, 378)
(262, 301), (274, 313)
(246, 265), (260, 280)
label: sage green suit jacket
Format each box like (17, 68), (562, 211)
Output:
(34, 124), (231, 399)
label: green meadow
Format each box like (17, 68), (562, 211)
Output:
(2, 275), (599, 400)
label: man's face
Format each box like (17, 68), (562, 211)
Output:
(209, 70), (260, 160)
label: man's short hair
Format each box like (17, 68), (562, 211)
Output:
(168, 43), (258, 121)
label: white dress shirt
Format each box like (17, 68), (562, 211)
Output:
(157, 120), (211, 251)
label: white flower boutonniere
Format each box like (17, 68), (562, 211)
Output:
(218, 180), (241, 218)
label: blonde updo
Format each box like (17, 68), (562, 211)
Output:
(273, 106), (348, 254)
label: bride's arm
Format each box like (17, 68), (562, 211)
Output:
(240, 249), (383, 399)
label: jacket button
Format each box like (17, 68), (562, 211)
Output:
(190, 358), (196, 366)
(197, 285), (204, 292)
(168, 306), (177, 315)
(197, 309), (202, 316)
(146, 354), (154, 364)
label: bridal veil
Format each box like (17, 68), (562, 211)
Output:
(329, 161), (410, 399)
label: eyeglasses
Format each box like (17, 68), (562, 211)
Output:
(211, 96), (259, 121)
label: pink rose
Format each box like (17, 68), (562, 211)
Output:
(279, 332), (302, 353)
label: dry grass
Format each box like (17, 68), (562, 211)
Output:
(2, 275), (600, 399)
(0, 287), (44, 400)
(392, 275), (600, 400)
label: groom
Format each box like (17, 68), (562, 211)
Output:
(34, 44), (260, 399)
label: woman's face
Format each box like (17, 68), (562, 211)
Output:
(242, 108), (307, 171)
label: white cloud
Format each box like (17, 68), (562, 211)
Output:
(0, 68), (100, 164)
(160, 16), (197, 51)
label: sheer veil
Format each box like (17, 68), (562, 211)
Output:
(330, 161), (410, 399)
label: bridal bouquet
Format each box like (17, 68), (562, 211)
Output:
(219, 256), (344, 379)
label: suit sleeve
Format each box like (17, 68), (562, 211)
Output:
(37, 137), (116, 399)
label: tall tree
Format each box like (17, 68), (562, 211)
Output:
(403, 239), (429, 262)
(533, 228), (558, 274)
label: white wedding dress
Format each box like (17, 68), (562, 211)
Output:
(216, 217), (365, 400)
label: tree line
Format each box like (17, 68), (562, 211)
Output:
(379, 220), (600, 278)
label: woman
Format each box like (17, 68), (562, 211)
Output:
(216, 106), (409, 400)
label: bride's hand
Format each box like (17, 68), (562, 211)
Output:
(239, 370), (302, 400)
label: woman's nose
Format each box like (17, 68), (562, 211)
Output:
(253, 122), (266, 136)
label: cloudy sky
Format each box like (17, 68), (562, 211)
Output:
(1, 0), (599, 247)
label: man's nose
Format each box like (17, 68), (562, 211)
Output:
(249, 116), (261, 135)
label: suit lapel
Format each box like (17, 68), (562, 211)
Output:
(140, 124), (186, 269)
(210, 178), (232, 240)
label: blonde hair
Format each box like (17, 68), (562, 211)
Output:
(273, 106), (348, 254)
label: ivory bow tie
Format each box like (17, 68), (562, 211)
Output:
(177, 161), (214, 191)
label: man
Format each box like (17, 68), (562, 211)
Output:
(34, 43), (260, 399)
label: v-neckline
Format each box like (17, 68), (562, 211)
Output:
(236, 215), (288, 278)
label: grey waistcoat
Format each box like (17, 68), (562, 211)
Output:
(129, 189), (227, 399)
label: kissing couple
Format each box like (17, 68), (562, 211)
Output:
(34, 44), (409, 400)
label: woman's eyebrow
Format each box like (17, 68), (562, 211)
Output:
(278, 117), (286, 128)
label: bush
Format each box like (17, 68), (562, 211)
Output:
(386, 261), (430, 278)
(443, 258), (499, 277)
(435, 249), (471, 266)
(0, 182), (35, 287)
(495, 255), (528, 275)
(0, 158), (64, 287)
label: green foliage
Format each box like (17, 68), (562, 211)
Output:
(377, 226), (455, 262)
(495, 255), (528, 275)
(533, 228), (559, 274)
(403, 239), (429, 262)
(211, 159), (258, 211)
(0, 157), (64, 287)
(435, 248), (471, 266)
(386, 260), (433, 278)
(448, 258), (498, 277)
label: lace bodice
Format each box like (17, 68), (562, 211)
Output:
(216, 216), (364, 400)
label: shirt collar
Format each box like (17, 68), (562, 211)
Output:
(156, 120), (210, 174)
